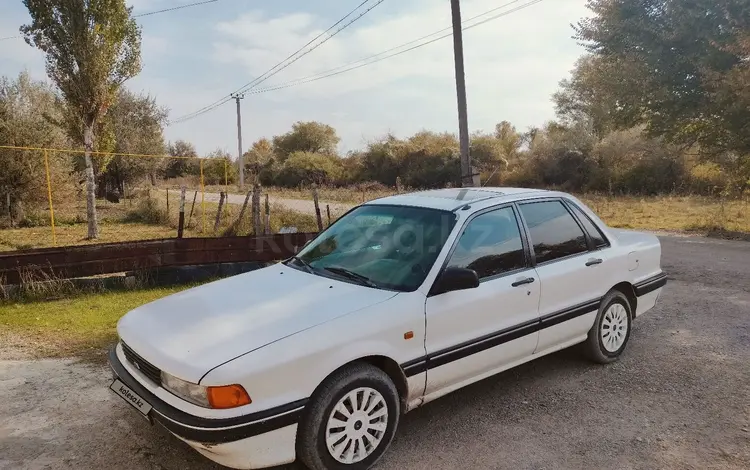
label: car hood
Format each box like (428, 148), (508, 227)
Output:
(117, 264), (397, 384)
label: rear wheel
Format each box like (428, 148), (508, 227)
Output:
(297, 363), (400, 470)
(584, 290), (632, 364)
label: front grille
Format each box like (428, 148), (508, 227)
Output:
(121, 342), (162, 386)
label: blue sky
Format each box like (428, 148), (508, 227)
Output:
(0, 0), (591, 155)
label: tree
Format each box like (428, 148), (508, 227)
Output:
(272, 121), (340, 161)
(244, 138), (274, 179)
(102, 89), (167, 194)
(164, 140), (198, 178)
(574, 0), (750, 162)
(552, 55), (624, 136)
(276, 152), (343, 187)
(202, 149), (238, 185)
(22, 0), (142, 238)
(0, 72), (74, 223)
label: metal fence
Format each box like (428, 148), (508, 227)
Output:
(0, 145), (321, 251)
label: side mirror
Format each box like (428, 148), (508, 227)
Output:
(432, 267), (479, 295)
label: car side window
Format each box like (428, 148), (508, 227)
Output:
(519, 201), (588, 264)
(567, 203), (609, 248)
(446, 207), (526, 279)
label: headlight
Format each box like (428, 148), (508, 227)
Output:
(160, 372), (251, 409)
(161, 372), (210, 407)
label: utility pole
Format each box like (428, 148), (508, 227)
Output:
(450, 0), (475, 187)
(232, 93), (245, 189)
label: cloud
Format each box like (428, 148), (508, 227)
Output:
(187, 0), (589, 151)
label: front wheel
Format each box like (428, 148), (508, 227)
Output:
(583, 290), (632, 364)
(297, 363), (400, 470)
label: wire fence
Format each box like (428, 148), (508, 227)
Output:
(0, 145), (325, 251)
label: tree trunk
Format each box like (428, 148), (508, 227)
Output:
(83, 124), (99, 239)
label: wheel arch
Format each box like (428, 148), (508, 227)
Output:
(312, 355), (409, 412)
(610, 282), (637, 318)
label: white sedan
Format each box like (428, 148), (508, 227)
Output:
(109, 188), (666, 470)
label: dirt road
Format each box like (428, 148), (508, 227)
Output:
(202, 192), (354, 218)
(1, 235), (748, 470)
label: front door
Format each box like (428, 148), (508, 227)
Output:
(424, 205), (540, 397)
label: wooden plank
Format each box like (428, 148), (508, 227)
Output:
(0, 233), (318, 284)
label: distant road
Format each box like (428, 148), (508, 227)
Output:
(201, 191), (355, 217)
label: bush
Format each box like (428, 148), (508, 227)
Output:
(125, 197), (170, 225)
(275, 152), (343, 187)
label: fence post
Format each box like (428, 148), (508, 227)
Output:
(312, 185), (323, 232)
(252, 183), (262, 236)
(396, 176), (402, 193)
(233, 190), (252, 235)
(326, 204), (331, 227)
(224, 159), (229, 218)
(6, 193), (11, 227)
(214, 191), (225, 233)
(188, 190), (198, 228)
(200, 159), (206, 233)
(166, 188), (169, 213)
(265, 193), (271, 234)
(178, 186), (186, 238)
(43, 149), (57, 246)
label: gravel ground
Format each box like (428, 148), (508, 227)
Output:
(1, 235), (748, 470)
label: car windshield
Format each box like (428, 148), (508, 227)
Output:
(289, 205), (457, 291)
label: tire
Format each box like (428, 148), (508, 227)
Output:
(297, 363), (400, 470)
(583, 290), (633, 364)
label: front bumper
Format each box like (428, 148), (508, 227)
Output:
(108, 346), (304, 468)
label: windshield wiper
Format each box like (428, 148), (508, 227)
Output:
(323, 266), (378, 288)
(286, 256), (313, 274)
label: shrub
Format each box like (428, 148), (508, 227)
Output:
(125, 197), (170, 225)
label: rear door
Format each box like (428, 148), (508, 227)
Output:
(516, 199), (610, 353)
(423, 205), (540, 396)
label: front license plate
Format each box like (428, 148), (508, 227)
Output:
(110, 379), (153, 419)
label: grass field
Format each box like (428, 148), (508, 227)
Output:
(0, 191), (318, 251)
(0, 286), (188, 358)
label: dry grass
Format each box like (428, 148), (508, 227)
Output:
(580, 194), (750, 233)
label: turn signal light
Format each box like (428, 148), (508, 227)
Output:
(207, 384), (252, 409)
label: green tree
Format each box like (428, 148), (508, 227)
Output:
(202, 149), (237, 186)
(22, 0), (142, 238)
(102, 89), (167, 194)
(164, 140), (199, 179)
(272, 121), (340, 161)
(276, 152), (343, 187)
(574, 0), (750, 162)
(244, 137), (274, 180)
(0, 72), (74, 223)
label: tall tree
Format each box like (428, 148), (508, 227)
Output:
(574, 0), (750, 161)
(104, 89), (168, 193)
(21, 0), (142, 238)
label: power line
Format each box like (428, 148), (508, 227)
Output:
(3, 1), (222, 44)
(133, 0), (220, 18)
(170, 0), (384, 124)
(170, 0), (543, 125)
(245, 0), (544, 96)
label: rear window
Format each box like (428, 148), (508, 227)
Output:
(568, 203), (609, 248)
(519, 201), (588, 264)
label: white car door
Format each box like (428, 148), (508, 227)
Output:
(423, 205), (540, 398)
(517, 199), (613, 354)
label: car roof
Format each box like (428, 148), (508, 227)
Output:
(365, 187), (555, 211)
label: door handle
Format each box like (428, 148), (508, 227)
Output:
(586, 258), (603, 267)
(512, 277), (535, 287)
